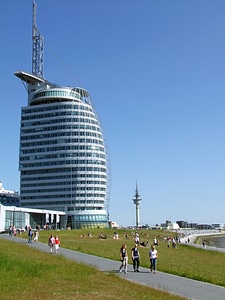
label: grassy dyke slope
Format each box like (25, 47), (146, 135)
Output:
(0, 238), (186, 300)
(20, 228), (225, 287)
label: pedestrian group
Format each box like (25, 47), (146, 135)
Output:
(48, 234), (61, 254)
(119, 242), (158, 274)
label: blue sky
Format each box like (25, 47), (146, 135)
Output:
(1, 0), (225, 227)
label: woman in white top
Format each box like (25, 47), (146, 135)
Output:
(149, 245), (158, 274)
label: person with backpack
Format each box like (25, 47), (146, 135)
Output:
(119, 244), (128, 274)
(131, 244), (140, 272)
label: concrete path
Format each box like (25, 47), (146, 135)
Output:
(1, 234), (225, 300)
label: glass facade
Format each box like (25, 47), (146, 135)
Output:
(17, 77), (110, 229)
(5, 210), (28, 230)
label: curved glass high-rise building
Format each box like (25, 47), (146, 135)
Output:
(15, 71), (110, 229)
(14, 2), (110, 229)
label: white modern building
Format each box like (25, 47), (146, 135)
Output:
(212, 224), (224, 230)
(0, 181), (20, 207)
(14, 1), (110, 229)
(0, 204), (66, 233)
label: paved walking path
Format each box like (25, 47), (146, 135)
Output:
(1, 234), (225, 300)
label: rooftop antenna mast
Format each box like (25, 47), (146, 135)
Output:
(32, 0), (44, 78)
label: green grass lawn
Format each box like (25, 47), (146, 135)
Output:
(0, 237), (185, 300)
(20, 228), (225, 287)
(1, 228), (224, 299)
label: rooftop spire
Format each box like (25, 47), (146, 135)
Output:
(32, 1), (44, 78)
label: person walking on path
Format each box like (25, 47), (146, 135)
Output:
(34, 230), (39, 242)
(48, 234), (55, 254)
(149, 245), (158, 274)
(9, 225), (13, 236)
(131, 244), (140, 272)
(54, 235), (60, 254)
(119, 244), (128, 274)
(28, 227), (33, 243)
(202, 240), (207, 249)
